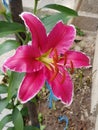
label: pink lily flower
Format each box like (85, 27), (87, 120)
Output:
(3, 12), (90, 105)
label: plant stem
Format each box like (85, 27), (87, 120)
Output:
(2, 12), (11, 22)
(34, 0), (39, 14)
(16, 33), (25, 44)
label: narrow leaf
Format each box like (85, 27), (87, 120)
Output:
(0, 84), (8, 94)
(0, 98), (9, 113)
(0, 21), (25, 37)
(0, 40), (20, 56)
(41, 13), (69, 33)
(12, 108), (24, 130)
(0, 114), (12, 130)
(44, 4), (78, 16)
(8, 72), (25, 100)
(7, 127), (14, 130)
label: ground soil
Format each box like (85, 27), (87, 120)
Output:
(37, 31), (96, 130)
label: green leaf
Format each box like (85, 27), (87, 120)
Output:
(0, 98), (9, 113)
(0, 84), (8, 94)
(40, 125), (46, 130)
(41, 13), (69, 33)
(0, 114), (12, 130)
(76, 26), (85, 36)
(44, 4), (78, 16)
(38, 113), (43, 123)
(24, 126), (39, 130)
(21, 107), (28, 117)
(6, 102), (14, 109)
(0, 40), (20, 56)
(8, 72), (25, 100)
(7, 127), (15, 130)
(12, 108), (24, 130)
(0, 21), (25, 37)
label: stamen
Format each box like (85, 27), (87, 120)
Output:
(53, 49), (59, 62)
(50, 49), (59, 81)
(60, 71), (66, 84)
(63, 53), (67, 65)
(50, 68), (59, 81)
(70, 60), (74, 74)
(53, 57), (58, 71)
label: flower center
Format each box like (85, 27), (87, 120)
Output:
(36, 49), (74, 83)
(36, 49), (66, 83)
(36, 49), (53, 70)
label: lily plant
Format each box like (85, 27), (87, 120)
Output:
(3, 12), (90, 105)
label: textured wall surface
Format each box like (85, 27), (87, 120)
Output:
(22, 0), (76, 9)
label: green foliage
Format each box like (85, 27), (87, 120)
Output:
(41, 13), (69, 33)
(8, 72), (25, 100)
(38, 113), (43, 123)
(38, 113), (46, 130)
(7, 127), (15, 130)
(0, 40), (20, 56)
(0, 84), (8, 94)
(0, 98), (9, 113)
(76, 26), (85, 36)
(0, 21), (25, 37)
(40, 125), (46, 130)
(44, 4), (78, 16)
(0, 114), (12, 130)
(0, 72), (25, 130)
(41, 4), (78, 32)
(12, 108), (24, 130)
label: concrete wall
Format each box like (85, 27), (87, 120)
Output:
(22, 0), (77, 9)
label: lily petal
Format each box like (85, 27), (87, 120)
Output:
(20, 12), (47, 52)
(18, 68), (45, 103)
(3, 45), (43, 73)
(45, 67), (73, 106)
(47, 22), (76, 54)
(65, 50), (90, 68)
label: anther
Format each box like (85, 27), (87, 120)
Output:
(50, 68), (59, 81)
(60, 71), (66, 84)
(70, 60), (74, 74)
(50, 49), (60, 81)
(53, 49), (59, 62)
(63, 53), (67, 65)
